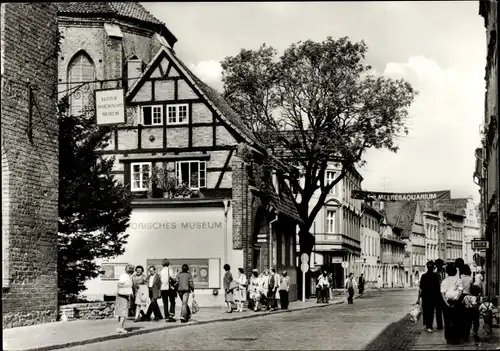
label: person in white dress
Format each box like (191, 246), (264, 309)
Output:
(235, 268), (248, 312)
(377, 275), (383, 291)
(249, 269), (261, 311)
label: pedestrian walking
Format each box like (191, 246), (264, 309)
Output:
(345, 273), (357, 304)
(440, 263), (464, 345)
(177, 264), (195, 323)
(249, 269), (262, 311)
(270, 267), (280, 310)
(115, 264), (134, 334)
(279, 271), (290, 309)
(459, 265), (473, 339)
(463, 272), (481, 342)
(328, 273), (333, 300)
(143, 266), (162, 321)
(416, 261), (440, 333)
(358, 273), (365, 295)
(131, 265), (147, 322)
(223, 264), (234, 313)
(317, 271), (330, 303)
(377, 275), (383, 291)
(235, 268), (248, 312)
(434, 259), (446, 330)
(159, 259), (177, 322)
(260, 270), (270, 308)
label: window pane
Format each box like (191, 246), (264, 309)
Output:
(190, 161), (199, 188)
(153, 106), (162, 124)
(143, 107), (152, 125)
(199, 161), (206, 188)
(180, 162), (189, 185)
(168, 106), (176, 123)
(179, 105), (187, 123)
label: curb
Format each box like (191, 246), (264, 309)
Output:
(19, 299), (348, 351)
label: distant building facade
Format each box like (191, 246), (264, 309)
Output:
(360, 203), (383, 284)
(476, 0), (498, 298)
(422, 212), (440, 261)
(463, 196), (481, 266)
(301, 162), (363, 289)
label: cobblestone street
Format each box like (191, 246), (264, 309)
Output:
(65, 290), (418, 351)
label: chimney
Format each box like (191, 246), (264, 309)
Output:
(127, 59), (143, 91)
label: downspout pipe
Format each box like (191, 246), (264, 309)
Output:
(223, 200), (231, 264)
(269, 213), (279, 269)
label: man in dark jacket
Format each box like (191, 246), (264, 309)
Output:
(416, 261), (441, 332)
(177, 264), (195, 323)
(358, 274), (366, 295)
(143, 266), (162, 321)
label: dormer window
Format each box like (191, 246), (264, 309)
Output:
(141, 105), (163, 126)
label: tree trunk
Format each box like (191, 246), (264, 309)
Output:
(298, 226), (315, 255)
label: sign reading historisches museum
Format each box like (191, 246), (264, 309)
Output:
(130, 221), (223, 231)
(351, 190), (451, 202)
(95, 88), (125, 126)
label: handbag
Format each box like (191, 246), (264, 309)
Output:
(228, 280), (238, 291)
(191, 298), (199, 315)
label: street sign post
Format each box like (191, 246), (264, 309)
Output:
(300, 262), (309, 303)
(341, 261), (349, 269)
(471, 240), (490, 250)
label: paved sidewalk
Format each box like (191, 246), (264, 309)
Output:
(411, 323), (500, 350)
(3, 294), (358, 351)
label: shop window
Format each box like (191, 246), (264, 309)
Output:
(142, 105), (163, 126)
(167, 104), (188, 125)
(176, 160), (206, 189)
(131, 162), (151, 191)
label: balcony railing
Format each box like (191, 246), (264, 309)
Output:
(314, 233), (360, 247)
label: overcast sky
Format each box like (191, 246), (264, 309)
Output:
(143, 1), (486, 201)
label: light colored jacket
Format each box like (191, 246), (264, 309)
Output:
(160, 267), (175, 291)
(345, 278), (357, 289)
(318, 275), (330, 288)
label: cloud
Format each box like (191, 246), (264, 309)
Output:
(189, 60), (223, 92)
(361, 56), (484, 200)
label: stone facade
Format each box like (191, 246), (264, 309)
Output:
(59, 302), (115, 321)
(477, 0), (499, 298)
(1, 3), (59, 328)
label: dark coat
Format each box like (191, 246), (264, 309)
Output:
(147, 273), (162, 300)
(223, 271), (233, 291)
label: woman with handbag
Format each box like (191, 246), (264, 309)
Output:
(223, 264), (236, 313)
(115, 264), (135, 334)
(131, 265), (147, 322)
(235, 268), (248, 312)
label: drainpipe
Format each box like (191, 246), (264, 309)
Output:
(269, 214), (279, 269)
(223, 200), (231, 264)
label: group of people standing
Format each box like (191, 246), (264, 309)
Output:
(245, 267), (291, 312)
(115, 259), (195, 334)
(416, 257), (489, 345)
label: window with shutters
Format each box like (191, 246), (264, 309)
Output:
(141, 105), (163, 126)
(67, 51), (96, 117)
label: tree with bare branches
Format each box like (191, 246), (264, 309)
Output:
(221, 37), (417, 255)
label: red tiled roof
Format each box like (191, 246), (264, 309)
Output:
(58, 2), (177, 46)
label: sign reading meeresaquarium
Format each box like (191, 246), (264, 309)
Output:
(351, 190), (451, 202)
(95, 88), (125, 126)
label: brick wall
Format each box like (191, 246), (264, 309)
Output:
(1, 3), (59, 329)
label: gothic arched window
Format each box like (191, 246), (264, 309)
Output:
(67, 51), (95, 117)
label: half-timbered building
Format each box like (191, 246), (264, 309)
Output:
(58, 3), (301, 306)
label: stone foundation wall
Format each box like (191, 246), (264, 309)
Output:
(59, 302), (116, 321)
